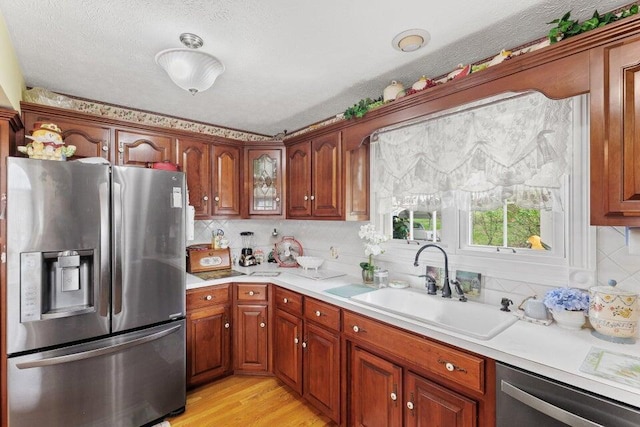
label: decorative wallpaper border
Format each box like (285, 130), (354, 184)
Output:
(25, 87), (271, 142)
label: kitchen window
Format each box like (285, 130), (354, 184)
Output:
(371, 91), (592, 284)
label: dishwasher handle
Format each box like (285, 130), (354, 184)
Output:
(501, 380), (604, 427)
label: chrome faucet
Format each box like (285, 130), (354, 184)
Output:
(413, 243), (452, 298)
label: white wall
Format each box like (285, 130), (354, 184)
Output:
(0, 9), (24, 110)
(190, 219), (640, 308)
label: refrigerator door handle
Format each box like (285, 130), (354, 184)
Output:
(15, 324), (182, 369)
(112, 179), (123, 315)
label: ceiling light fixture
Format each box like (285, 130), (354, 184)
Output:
(155, 33), (225, 95)
(392, 29), (431, 52)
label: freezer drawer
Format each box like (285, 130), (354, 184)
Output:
(8, 321), (186, 427)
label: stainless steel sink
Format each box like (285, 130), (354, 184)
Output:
(350, 287), (517, 340)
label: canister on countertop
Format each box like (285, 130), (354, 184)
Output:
(374, 269), (389, 288)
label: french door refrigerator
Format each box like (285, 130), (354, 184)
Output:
(6, 157), (186, 427)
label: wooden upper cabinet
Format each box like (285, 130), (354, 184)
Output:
(343, 131), (369, 221)
(177, 138), (211, 218)
(286, 131), (342, 219)
(22, 108), (111, 160)
(212, 143), (241, 217)
(115, 129), (173, 166)
(591, 35), (640, 225)
(287, 140), (313, 217)
(312, 132), (342, 217)
(245, 147), (283, 217)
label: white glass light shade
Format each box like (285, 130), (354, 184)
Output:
(155, 48), (224, 95)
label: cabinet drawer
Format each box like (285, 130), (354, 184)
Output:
(343, 311), (485, 394)
(187, 284), (230, 311)
(275, 287), (303, 315)
(304, 298), (340, 331)
(236, 283), (269, 302)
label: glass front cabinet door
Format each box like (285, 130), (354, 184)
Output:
(246, 147), (283, 217)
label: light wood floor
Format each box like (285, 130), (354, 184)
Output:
(168, 376), (337, 427)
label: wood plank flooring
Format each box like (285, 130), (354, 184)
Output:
(168, 376), (337, 427)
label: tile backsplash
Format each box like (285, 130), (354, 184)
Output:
(190, 220), (640, 307)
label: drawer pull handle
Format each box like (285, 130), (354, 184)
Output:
(204, 295), (213, 301)
(390, 392), (397, 401)
(224, 322), (230, 329)
(352, 325), (366, 333)
(315, 310), (322, 317)
(260, 322), (266, 328)
(283, 297), (288, 303)
(246, 290), (260, 296)
(438, 358), (467, 373)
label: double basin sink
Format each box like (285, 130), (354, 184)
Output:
(348, 287), (518, 340)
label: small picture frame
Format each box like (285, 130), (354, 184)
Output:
(455, 270), (482, 296)
(426, 266), (445, 290)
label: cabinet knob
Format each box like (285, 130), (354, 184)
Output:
(294, 337), (299, 344)
(101, 144), (108, 152)
(304, 195), (309, 201)
(275, 197), (280, 202)
(315, 310), (322, 317)
(406, 401), (414, 410)
(390, 392), (397, 401)
(248, 291), (255, 296)
(302, 342), (307, 349)
(283, 297), (288, 303)
(437, 358), (467, 373)
(310, 195), (315, 201)
(203, 195), (209, 201)
(224, 322), (230, 329)
(260, 322), (266, 328)
(352, 325), (363, 333)
(204, 295), (213, 301)
(214, 196), (220, 202)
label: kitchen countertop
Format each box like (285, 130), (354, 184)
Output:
(186, 264), (640, 409)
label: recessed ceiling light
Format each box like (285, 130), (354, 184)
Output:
(392, 29), (430, 52)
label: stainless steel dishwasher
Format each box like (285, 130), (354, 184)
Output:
(496, 362), (640, 427)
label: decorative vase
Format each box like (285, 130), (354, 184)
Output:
(551, 309), (585, 330)
(362, 268), (374, 285)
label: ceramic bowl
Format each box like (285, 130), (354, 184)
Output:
(589, 285), (638, 339)
(296, 256), (324, 270)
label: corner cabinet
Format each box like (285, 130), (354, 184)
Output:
(186, 284), (232, 388)
(590, 34), (640, 225)
(244, 146), (284, 217)
(286, 131), (342, 219)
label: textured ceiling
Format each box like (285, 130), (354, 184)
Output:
(0, 0), (632, 136)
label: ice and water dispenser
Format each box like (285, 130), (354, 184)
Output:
(20, 249), (96, 322)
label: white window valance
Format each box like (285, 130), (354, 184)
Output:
(372, 92), (575, 213)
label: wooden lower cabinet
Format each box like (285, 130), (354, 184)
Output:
(234, 304), (269, 372)
(351, 346), (403, 427)
(406, 372), (477, 427)
(303, 322), (341, 422)
(274, 308), (304, 394)
(186, 285), (232, 388)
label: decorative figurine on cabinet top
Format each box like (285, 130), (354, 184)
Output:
(18, 122), (76, 161)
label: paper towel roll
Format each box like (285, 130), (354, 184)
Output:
(186, 205), (195, 241)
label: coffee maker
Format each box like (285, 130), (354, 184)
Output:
(239, 231), (257, 267)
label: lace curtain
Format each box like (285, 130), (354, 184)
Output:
(372, 92), (574, 213)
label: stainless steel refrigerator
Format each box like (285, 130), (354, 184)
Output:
(6, 157), (186, 427)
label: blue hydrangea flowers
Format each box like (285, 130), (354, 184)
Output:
(543, 287), (590, 311)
